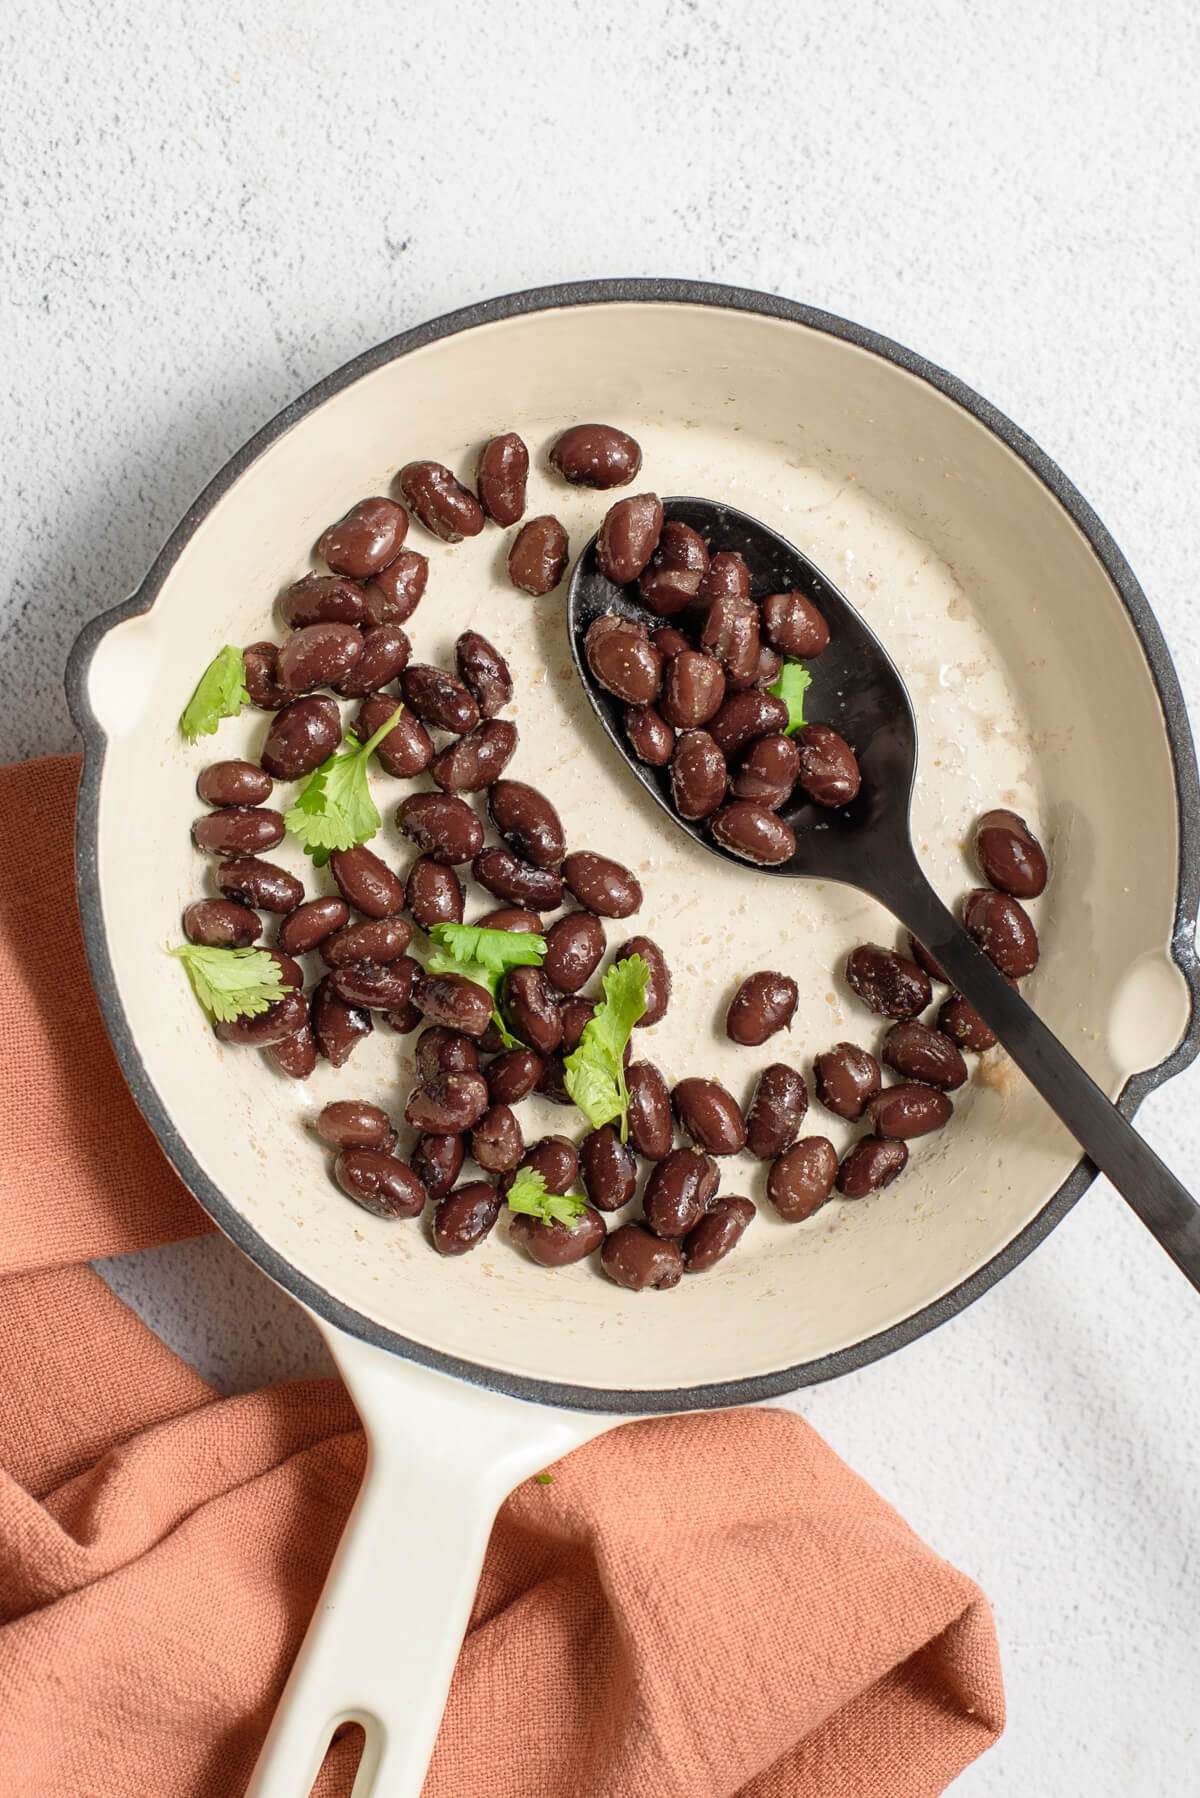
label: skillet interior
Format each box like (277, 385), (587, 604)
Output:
(71, 290), (1198, 1406)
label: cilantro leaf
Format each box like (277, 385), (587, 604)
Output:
(179, 645), (250, 743)
(768, 660), (812, 735)
(427, 923), (546, 1050)
(505, 1166), (588, 1228)
(563, 954), (648, 1138)
(284, 710), (402, 865)
(169, 943), (291, 1023)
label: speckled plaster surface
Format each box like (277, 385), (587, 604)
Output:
(3, 2), (1199, 1791)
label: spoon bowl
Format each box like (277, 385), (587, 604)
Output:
(569, 494), (1200, 1289)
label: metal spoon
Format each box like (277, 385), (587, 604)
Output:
(568, 496), (1200, 1289)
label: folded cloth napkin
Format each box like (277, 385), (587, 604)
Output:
(0, 755), (1004, 1797)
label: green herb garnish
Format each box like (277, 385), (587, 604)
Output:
(426, 922), (547, 1050)
(534, 1473), (554, 1485)
(768, 660), (812, 735)
(562, 954), (648, 1138)
(179, 645), (250, 743)
(169, 943), (290, 1023)
(505, 1166), (588, 1228)
(284, 711), (403, 865)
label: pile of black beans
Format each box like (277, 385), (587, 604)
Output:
(710, 808), (1048, 1219)
(577, 486), (862, 864)
(182, 416), (1048, 1291)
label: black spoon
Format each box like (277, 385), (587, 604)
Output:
(568, 496), (1200, 1289)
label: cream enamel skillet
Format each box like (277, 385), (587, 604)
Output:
(68, 283), (1200, 1798)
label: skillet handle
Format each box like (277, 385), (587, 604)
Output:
(244, 1325), (614, 1798)
(884, 864), (1200, 1290)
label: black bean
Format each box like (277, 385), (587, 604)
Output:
(584, 617), (663, 706)
(595, 492), (663, 583)
(627, 1061), (673, 1160)
(672, 1079), (746, 1156)
(683, 1195), (755, 1272)
(710, 801), (796, 865)
(610, 934), (670, 1027)
(624, 704), (675, 767)
(354, 695), (434, 778)
(486, 1047), (546, 1105)
(412, 1133), (465, 1200)
(472, 847), (564, 911)
(276, 622), (363, 694)
(333, 1149), (426, 1218)
(280, 897), (351, 956)
(412, 972), (494, 1038)
(397, 793), (485, 865)
(315, 1101), (396, 1151)
(268, 1022), (317, 1079)
(406, 856), (464, 928)
(400, 665), (480, 736)
(726, 970), (797, 1045)
(312, 975), (372, 1066)
(321, 915), (413, 968)
(280, 573), (369, 629)
(670, 729), (727, 820)
(768, 1138), (838, 1220)
(503, 966), (563, 1055)
(455, 630), (513, 717)
(963, 888), (1039, 977)
(503, 1135), (579, 1196)
(330, 957), (417, 1011)
(651, 626), (691, 657)
(794, 724), (861, 809)
(813, 1042), (882, 1120)
(217, 856), (304, 913)
(638, 521), (709, 615)
(475, 432), (529, 526)
(385, 997), (423, 1034)
(731, 734), (800, 808)
(882, 1021), (968, 1091)
(511, 1205), (606, 1266)
(543, 912), (606, 994)
(549, 423), (641, 488)
(213, 988), (308, 1048)
(197, 760), (273, 807)
(836, 1137), (909, 1198)
(976, 809), (1048, 898)
(745, 1063), (809, 1160)
(428, 719), (518, 795)
(708, 690), (790, 756)
(600, 1222), (683, 1290)
(329, 846), (407, 918)
(317, 496), (409, 577)
(937, 991), (997, 1052)
(866, 1083), (954, 1139)
(259, 695), (342, 781)
(192, 807), (284, 857)
(183, 898), (262, 948)
(557, 996), (596, 1054)
(416, 1026), (481, 1080)
(433, 1182), (502, 1255)
(508, 515), (569, 594)
(660, 651), (727, 729)
(335, 624), (412, 697)
(844, 945), (931, 1019)
(761, 590), (830, 658)
(243, 640), (289, 710)
(698, 550), (750, 603)
(399, 461), (485, 541)
(579, 1126), (637, 1211)
(562, 850), (641, 918)
(643, 1147), (720, 1237)
(363, 549), (428, 625)
(471, 1105), (524, 1173)
(487, 779), (565, 870)
(404, 1071), (490, 1134)
(701, 593), (760, 689)
(475, 906), (544, 933)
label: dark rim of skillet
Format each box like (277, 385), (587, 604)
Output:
(65, 278), (1200, 1415)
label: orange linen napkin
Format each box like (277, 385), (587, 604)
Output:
(0, 755), (1004, 1797)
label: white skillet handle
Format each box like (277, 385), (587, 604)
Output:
(245, 1324), (615, 1798)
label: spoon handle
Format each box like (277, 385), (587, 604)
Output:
(880, 865), (1200, 1290)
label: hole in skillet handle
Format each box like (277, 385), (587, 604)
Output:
(566, 495), (922, 885)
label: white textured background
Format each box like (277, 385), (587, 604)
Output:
(4, 2), (1199, 1791)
